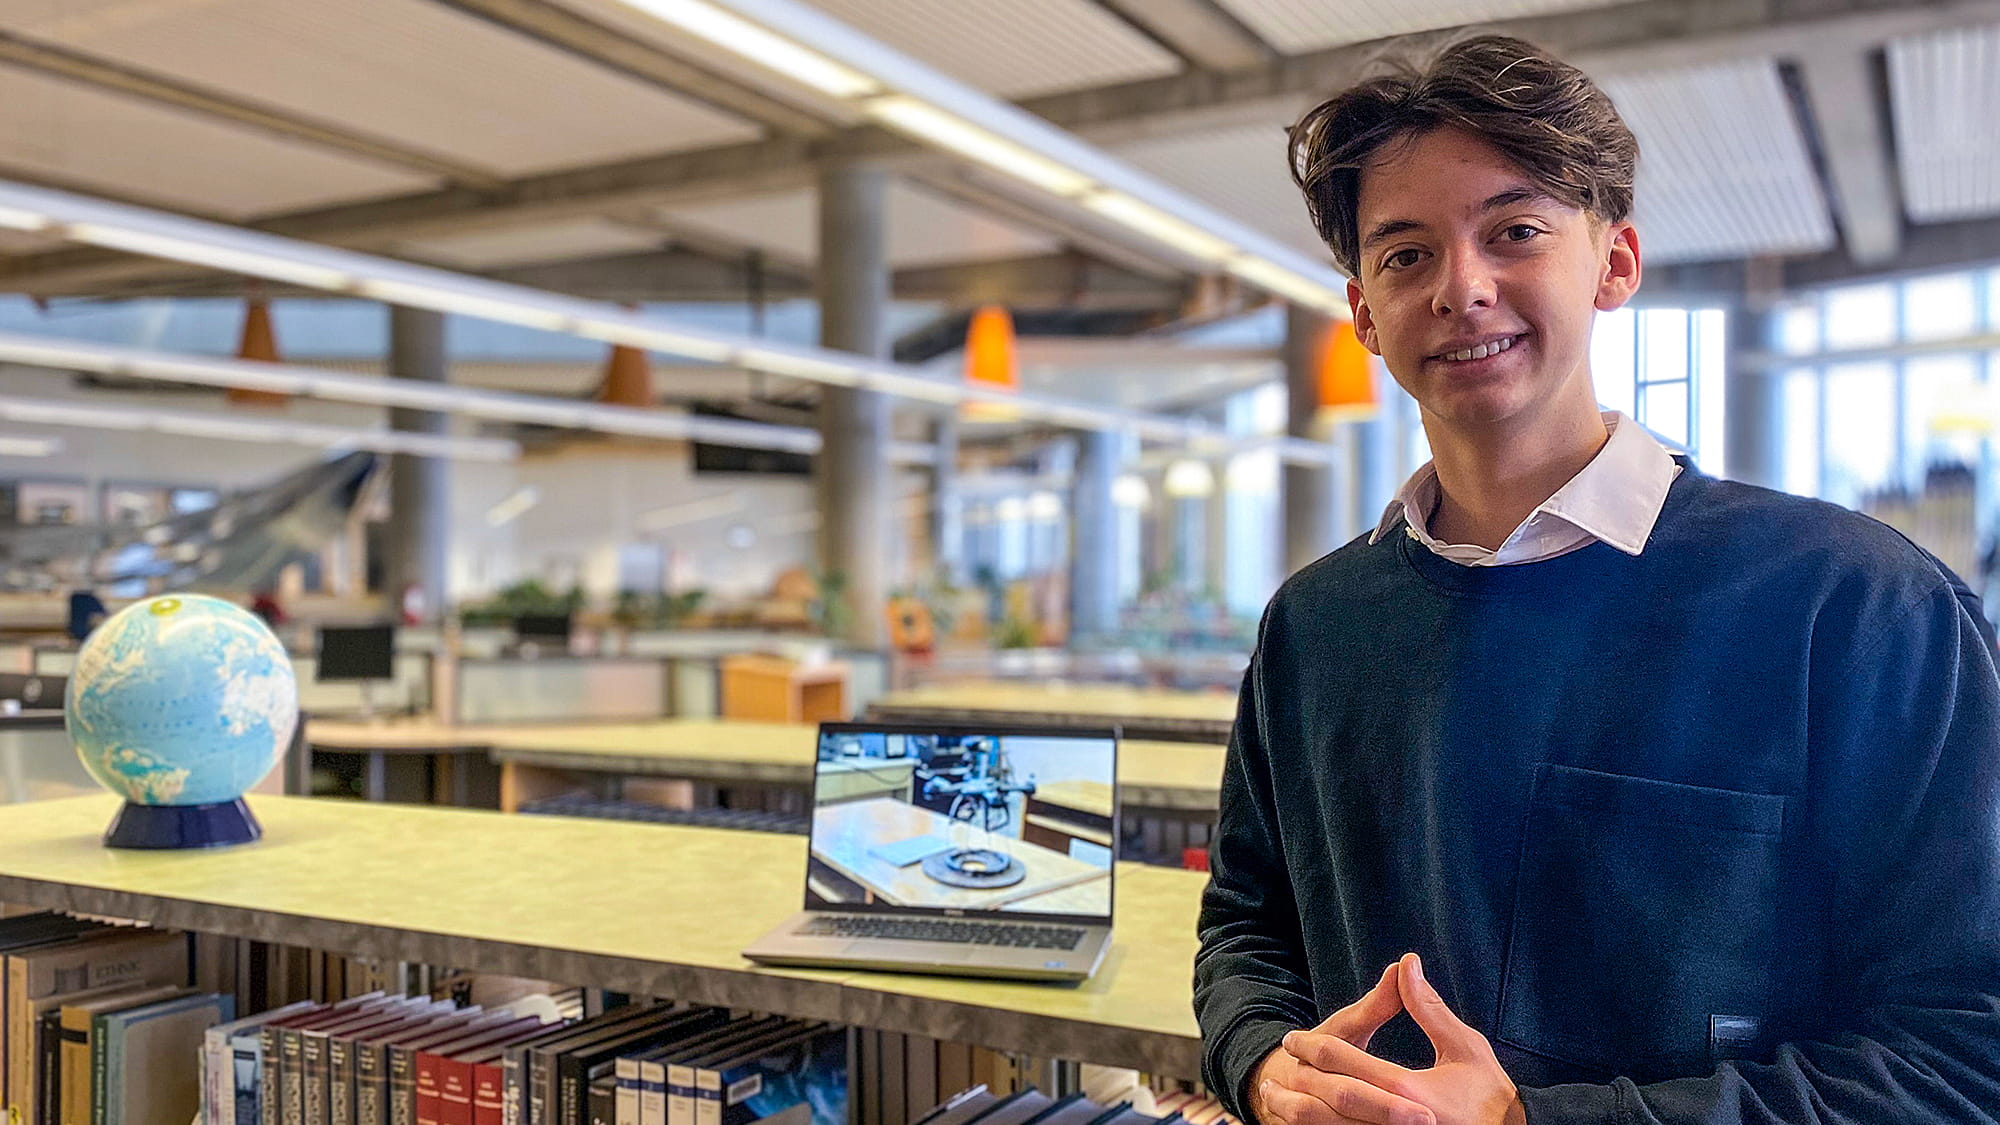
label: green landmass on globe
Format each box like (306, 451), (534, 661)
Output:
(65, 594), (297, 807)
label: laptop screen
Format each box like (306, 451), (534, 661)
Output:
(806, 724), (1117, 922)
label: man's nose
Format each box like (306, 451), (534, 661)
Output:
(1431, 248), (1496, 317)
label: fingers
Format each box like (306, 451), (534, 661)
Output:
(1260, 1077), (1435, 1125)
(1393, 953), (1479, 1061)
(1310, 962), (1404, 1049)
(1281, 1029), (1416, 1095)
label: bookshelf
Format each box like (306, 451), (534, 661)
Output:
(0, 795), (1205, 1078)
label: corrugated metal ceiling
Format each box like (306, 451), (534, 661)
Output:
(0, 0), (763, 180)
(1888, 23), (2000, 225)
(1214, 0), (1625, 55)
(0, 62), (433, 218)
(1599, 59), (1836, 265)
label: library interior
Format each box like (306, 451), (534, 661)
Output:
(1, 0), (1998, 1123)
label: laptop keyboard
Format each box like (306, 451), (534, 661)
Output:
(801, 914), (1087, 951)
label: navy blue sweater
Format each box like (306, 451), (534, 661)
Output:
(1194, 460), (2000, 1122)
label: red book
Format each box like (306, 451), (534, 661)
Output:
(439, 1057), (476, 1125)
(471, 1060), (504, 1125)
(415, 1049), (446, 1125)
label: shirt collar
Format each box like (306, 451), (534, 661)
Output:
(1369, 411), (1681, 557)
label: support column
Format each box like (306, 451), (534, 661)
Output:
(1725, 301), (1786, 491)
(1347, 411), (1393, 543)
(817, 159), (891, 649)
(1283, 305), (1337, 572)
(929, 413), (963, 585)
(1203, 480), (1227, 600)
(1069, 429), (1118, 640)
(382, 305), (450, 622)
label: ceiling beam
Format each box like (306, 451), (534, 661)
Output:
(1791, 45), (1904, 265)
(4, 0), (1993, 297)
(0, 27), (507, 190)
(1088, 0), (1274, 73)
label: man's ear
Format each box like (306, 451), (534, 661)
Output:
(1594, 221), (1642, 312)
(1347, 277), (1382, 356)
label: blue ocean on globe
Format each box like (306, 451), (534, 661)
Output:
(65, 594), (297, 807)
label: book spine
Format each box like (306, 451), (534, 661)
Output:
(305, 1034), (329, 1125)
(60, 1023), (89, 1125)
(39, 1010), (61, 1125)
(100, 1010), (124, 1125)
(329, 1038), (352, 1125)
(90, 1013), (107, 1125)
(414, 1052), (443, 1125)
(7, 950), (30, 1125)
(259, 1026), (285, 1125)
(388, 1046), (418, 1125)
(692, 1069), (722, 1125)
(499, 1054), (522, 1125)
(665, 1065), (694, 1125)
(526, 1051), (549, 1125)
(613, 1060), (639, 1125)
(439, 1060), (474, 1125)
(234, 1038), (263, 1125)
(557, 1055), (584, 1125)
(354, 1044), (384, 1125)
(472, 1062), (505, 1125)
(588, 1082), (614, 1125)
(283, 1028), (308, 1125)
(636, 1063), (664, 1125)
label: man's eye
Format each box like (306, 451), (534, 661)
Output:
(1384, 249), (1422, 269)
(1503, 224), (1543, 242)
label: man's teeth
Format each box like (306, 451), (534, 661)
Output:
(1442, 335), (1518, 362)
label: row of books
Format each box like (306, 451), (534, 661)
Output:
(198, 999), (843, 1125)
(0, 911), (197, 1125)
(912, 1084), (1238, 1125)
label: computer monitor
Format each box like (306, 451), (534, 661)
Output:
(316, 625), (396, 682)
(513, 614), (573, 648)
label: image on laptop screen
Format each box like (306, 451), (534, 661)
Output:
(808, 727), (1116, 919)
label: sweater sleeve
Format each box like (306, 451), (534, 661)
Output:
(1520, 579), (2000, 1124)
(1194, 631), (1321, 1124)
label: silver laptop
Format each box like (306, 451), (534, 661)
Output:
(744, 721), (1117, 982)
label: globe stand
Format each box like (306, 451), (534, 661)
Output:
(103, 799), (261, 850)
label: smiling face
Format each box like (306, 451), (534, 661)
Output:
(1346, 124), (1641, 439)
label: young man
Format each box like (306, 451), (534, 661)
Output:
(1194, 34), (2000, 1125)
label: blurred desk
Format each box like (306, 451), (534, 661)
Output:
(868, 684), (1237, 744)
(719, 655), (848, 724)
(481, 719), (1225, 862)
(305, 717), (503, 807)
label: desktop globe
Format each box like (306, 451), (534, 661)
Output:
(64, 594), (297, 849)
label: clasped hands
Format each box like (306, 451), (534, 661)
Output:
(1250, 953), (1525, 1125)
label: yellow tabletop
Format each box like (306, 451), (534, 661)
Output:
(307, 715), (497, 751)
(0, 795), (1205, 1074)
(810, 797), (1110, 912)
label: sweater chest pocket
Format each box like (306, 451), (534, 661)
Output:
(1496, 763), (1787, 1078)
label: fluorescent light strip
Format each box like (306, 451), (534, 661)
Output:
(1081, 192), (1235, 262)
(0, 331), (833, 459)
(0, 395), (519, 461)
(0, 435), (61, 457)
(68, 223), (353, 292)
(864, 97), (1095, 198)
(0, 181), (1248, 449)
(616, 0), (878, 97)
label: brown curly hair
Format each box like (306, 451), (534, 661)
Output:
(1288, 33), (1639, 277)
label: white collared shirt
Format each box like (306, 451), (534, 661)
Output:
(1369, 411), (1683, 566)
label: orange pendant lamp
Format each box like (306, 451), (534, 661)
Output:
(961, 305), (1020, 422)
(1315, 319), (1378, 423)
(229, 295), (290, 407)
(596, 303), (654, 408)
